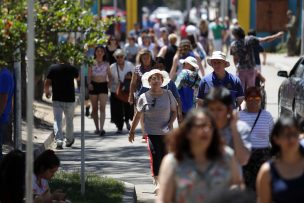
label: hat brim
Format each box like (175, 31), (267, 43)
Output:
(207, 58), (230, 68)
(142, 70), (170, 88)
(179, 59), (199, 70)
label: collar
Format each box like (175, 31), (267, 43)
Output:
(212, 71), (228, 81)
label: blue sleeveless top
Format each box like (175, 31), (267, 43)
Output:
(270, 160), (304, 203)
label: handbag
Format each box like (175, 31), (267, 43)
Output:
(115, 64), (131, 103)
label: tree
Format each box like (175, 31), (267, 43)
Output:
(0, 0), (116, 144)
(1, 0), (116, 100)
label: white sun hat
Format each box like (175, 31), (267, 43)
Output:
(207, 51), (230, 68)
(141, 69), (170, 88)
(179, 56), (199, 70)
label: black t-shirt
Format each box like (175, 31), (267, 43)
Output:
(47, 63), (79, 102)
(164, 45), (177, 73)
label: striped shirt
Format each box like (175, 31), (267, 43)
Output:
(239, 110), (273, 149)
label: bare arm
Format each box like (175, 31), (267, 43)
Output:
(230, 111), (251, 165)
(107, 65), (112, 87)
(169, 54), (179, 79)
(258, 31), (284, 43)
(194, 53), (205, 76)
(196, 98), (204, 108)
(233, 55), (239, 67)
(256, 163), (272, 203)
(157, 46), (167, 58)
(128, 72), (138, 104)
(0, 93), (8, 116)
(44, 79), (52, 98)
(156, 155), (176, 203)
(128, 110), (143, 143)
(229, 151), (244, 187)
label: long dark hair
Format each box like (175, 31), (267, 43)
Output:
(94, 45), (108, 61)
(34, 150), (60, 176)
(270, 115), (303, 157)
(168, 108), (223, 161)
(0, 150), (25, 203)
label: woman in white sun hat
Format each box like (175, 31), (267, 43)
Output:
(197, 51), (244, 109)
(175, 56), (201, 121)
(128, 69), (177, 194)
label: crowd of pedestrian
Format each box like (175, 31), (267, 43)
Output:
(1, 14), (303, 203)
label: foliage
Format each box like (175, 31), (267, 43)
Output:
(0, 0), (118, 71)
(49, 171), (124, 203)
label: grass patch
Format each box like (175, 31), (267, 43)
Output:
(49, 171), (124, 203)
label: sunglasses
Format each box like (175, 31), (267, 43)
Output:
(151, 98), (156, 107)
(246, 96), (261, 101)
(116, 56), (124, 59)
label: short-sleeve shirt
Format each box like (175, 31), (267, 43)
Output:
(137, 90), (177, 135)
(211, 23), (225, 40)
(47, 63), (79, 102)
(175, 69), (201, 112)
(33, 175), (49, 195)
(110, 61), (135, 93)
(134, 65), (153, 97)
(0, 68), (14, 124)
(239, 110), (273, 148)
(220, 120), (252, 152)
(230, 36), (259, 70)
(167, 147), (234, 203)
(197, 71), (244, 108)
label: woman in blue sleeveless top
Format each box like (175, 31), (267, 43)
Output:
(257, 116), (304, 203)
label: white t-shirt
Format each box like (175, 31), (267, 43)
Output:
(110, 61), (135, 93)
(239, 110), (274, 148)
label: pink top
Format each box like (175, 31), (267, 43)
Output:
(91, 62), (108, 77)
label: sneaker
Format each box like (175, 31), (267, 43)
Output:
(56, 144), (63, 150)
(125, 121), (131, 131)
(116, 129), (123, 134)
(99, 130), (106, 136)
(66, 139), (75, 147)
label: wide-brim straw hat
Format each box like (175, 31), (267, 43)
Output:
(207, 51), (230, 68)
(179, 56), (199, 70)
(141, 69), (170, 88)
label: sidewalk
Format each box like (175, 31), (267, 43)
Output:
(52, 102), (156, 203)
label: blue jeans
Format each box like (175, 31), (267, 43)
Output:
(0, 123), (8, 160)
(53, 101), (75, 145)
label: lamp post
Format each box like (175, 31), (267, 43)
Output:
(301, 0), (304, 56)
(25, 0), (35, 202)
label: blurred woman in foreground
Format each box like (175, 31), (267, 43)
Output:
(257, 116), (304, 203)
(157, 108), (242, 202)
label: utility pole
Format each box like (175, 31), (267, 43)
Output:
(25, 0), (35, 202)
(14, 48), (21, 150)
(301, 0), (304, 56)
(80, 0), (86, 196)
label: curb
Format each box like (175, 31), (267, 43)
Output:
(122, 182), (137, 203)
(33, 132), (54, 158)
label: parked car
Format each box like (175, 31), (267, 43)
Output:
(277, 56), (304, 130)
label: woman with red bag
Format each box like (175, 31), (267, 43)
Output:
(109, 49), (135, 133)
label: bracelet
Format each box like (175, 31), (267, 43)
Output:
(129, 131), (135, 135)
